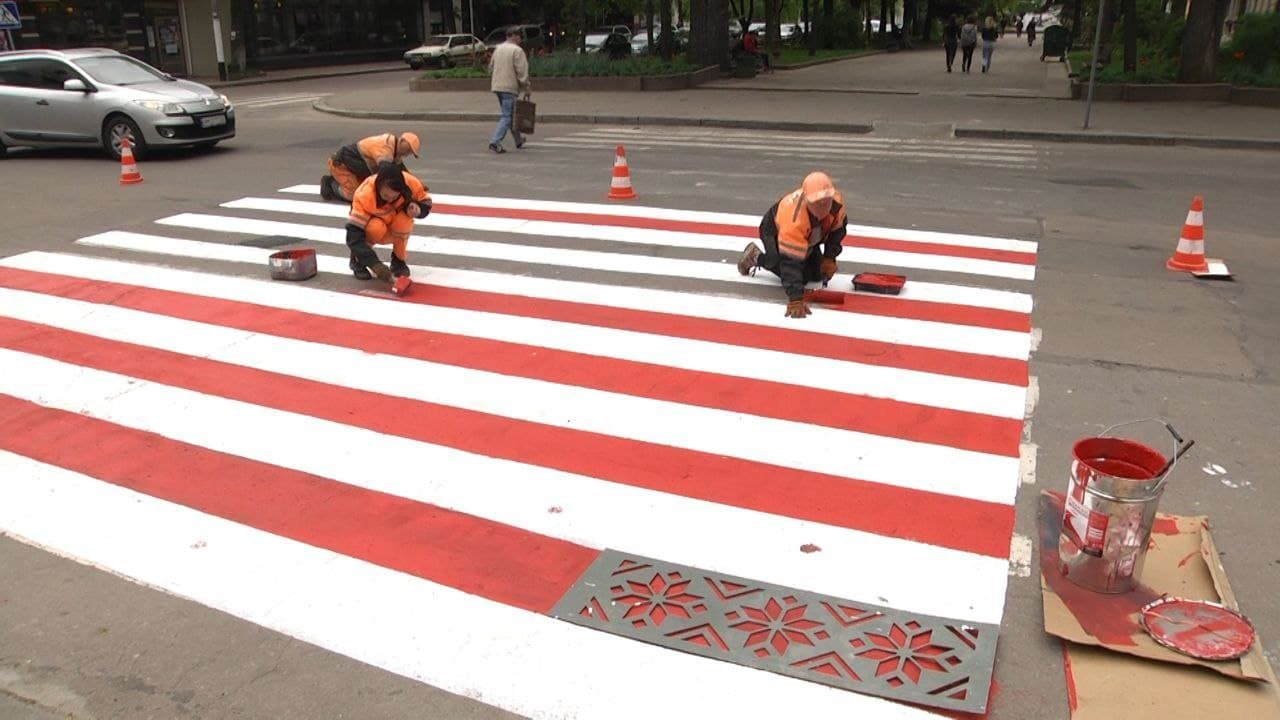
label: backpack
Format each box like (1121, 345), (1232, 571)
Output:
(961, 24), (978, 46)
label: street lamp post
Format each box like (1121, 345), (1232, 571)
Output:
(469, 0), (475, 35)
(1082, 0), (1106, 130)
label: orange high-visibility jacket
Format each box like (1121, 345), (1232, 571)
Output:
(332, 133), (403, 179)
(347, 170), (431, 230)
(771, 188), (848, 260)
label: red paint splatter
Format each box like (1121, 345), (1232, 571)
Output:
(1039, 493), (1160, 646)
(547, 506), (563, 514)
(799, 543), (822, 553)
(1177, 550), (1200, 568)
(1061, 641), (1079, 713)
(1152, 517), (1181, 535)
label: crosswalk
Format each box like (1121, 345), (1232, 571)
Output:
(0, 184), (1038, 718)
(540, 126), (1046, 170)
(231, 92), (331, 109)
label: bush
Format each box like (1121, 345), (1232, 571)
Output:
(815, 3), (867, 48)
(419, 52), (696, 79)
(1227, 13), (1280, 73)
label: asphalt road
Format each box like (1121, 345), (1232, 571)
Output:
(2, 74), (1277, 719)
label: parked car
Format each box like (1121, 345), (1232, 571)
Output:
(0, 47), (234, 159)
(594, 25), (632, 40)
(403, 34), (485, 69)
(482, 24), (546, 54)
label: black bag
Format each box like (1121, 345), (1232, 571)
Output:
(514, 99), (536, 135)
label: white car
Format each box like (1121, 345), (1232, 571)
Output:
(403, 34), (485, 69)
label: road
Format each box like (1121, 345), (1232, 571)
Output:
(1, 73), (1277, 720)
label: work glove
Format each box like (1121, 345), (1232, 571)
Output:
(785, 299), (812, 319)
(369, 261), (392, 283)
(820, 257), (838, 282)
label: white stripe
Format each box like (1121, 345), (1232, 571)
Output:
(71, 233), (1031, 417)
(560, 131), (1039, 159)
(581, 126), (1039, 152)
(0, 292), (1019, 505)
(610, 176), (631, 188)
(538, 136), (1037, 165)
(0, 452), (949, 719)
(218, 197), (1037, 282)
(278, 186), (1039, 254)
(1175, 238), (1204, 253)
(148, 216), (1036, 359)
(0, 351), (1009, 620)
(236, 96), (326, 109)
(1184, 210), (1203, 225)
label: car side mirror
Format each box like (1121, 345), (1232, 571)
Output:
(63, 78), (93, 92)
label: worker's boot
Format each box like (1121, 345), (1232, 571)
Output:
(320, 175), (337, 201)
(349, 254), (372, 280)
(390, 254), (411, 278)
(737, 243), (761, 276)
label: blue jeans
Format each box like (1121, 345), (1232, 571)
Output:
(489, 91), (524, 147)
(981, 40), (995, 71)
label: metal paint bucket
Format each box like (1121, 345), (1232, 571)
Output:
(267, 248), (317, 281)
(1058, 420), (1188, 594)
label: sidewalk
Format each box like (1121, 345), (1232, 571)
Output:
(297, 43), (1277, 149)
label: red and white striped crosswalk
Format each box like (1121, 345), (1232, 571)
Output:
(0, 185), (1038, 718)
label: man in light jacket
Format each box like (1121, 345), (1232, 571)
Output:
(488, 27), (531, 154)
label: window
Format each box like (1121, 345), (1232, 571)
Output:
(72, 54), (164, 85)
(0, 58), (83, 89)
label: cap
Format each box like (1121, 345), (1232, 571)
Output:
(399, 132), (421, 158)
(802, 171), (836, 203)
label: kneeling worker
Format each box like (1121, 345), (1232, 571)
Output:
(738, 171), (847, 319)
(346, 165), (433, 281)
(321, 132), (421, 202)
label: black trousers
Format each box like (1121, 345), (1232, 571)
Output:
(945, 42), (958, 70)
(961, 45), (976, 72)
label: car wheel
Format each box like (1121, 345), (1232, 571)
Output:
(102, 114), (145, 160)
(0, 136), (7, 159)
(439, 55), (453, 69)
(408, 59), (423, 70)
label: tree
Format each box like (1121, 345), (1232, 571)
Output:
(1122, 0), (1136, 71)
(688, 0), (731, 66)
(659, 0), (676, 58)
(1178, 0), (1230, 82)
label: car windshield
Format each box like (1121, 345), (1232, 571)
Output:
(74, 55), (167, 85)
(422, 36), (451, 46)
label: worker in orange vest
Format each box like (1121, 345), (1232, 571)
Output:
(738, 171), (848, 319)
(321, 131), (421, 202)
(345, 164), (432, 281)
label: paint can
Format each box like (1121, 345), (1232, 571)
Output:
(1058, 419), (1190, 594)
(267, 248), (317, 281)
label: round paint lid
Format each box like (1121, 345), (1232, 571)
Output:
(1139, 597), (1256, 661)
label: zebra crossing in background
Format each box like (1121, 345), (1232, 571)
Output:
(0, 185), (1039, 717)
(539, 126), (1046, 170)
(230, 93), (331, 109)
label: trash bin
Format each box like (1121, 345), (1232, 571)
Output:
(1041, 25), (1068, 62)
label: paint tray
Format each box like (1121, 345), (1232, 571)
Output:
(852, 272), (906, 295)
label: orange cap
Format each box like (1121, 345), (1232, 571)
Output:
(802, 171), (836, 203)
(400, 132), (421, 158)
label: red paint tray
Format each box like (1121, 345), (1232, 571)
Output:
(852, 272), (906, 295)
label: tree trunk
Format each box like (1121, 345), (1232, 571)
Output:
(689, 0), (730, 68)
(1098, 0), (1118, 66)
(879, 0), (888, 35)
(764, 0), (780, 46)
(439, 0), (455, 33)
(922, 0), (936, 40)
(1170, 0), (1187, 16)
(660, 0), (674, 59)
(1178, 0), (1230, 82)
(647, 0), (655, 50)
(1122, 0), (1136, 71)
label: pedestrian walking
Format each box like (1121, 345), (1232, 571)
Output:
(943, 15), (960, 72)
(487, 26), (531, 154)
(1027, 18), (1037, 46)
(981, 17), (999, 73)
(1015, 14), (1023, 37)
(960, 17), (978, 73)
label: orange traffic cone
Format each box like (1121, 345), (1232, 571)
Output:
(119, 138), (144, 185)
(1166, 196), (1209, 273)
(607, 145), (637, 200)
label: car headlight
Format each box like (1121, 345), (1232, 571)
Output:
(133, 99), (184, 115)
(219, 94), (233, 111)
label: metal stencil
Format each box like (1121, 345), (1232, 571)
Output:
(550, 550), (999, 714)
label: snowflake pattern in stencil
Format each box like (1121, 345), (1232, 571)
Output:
(550, 550), (999, 715)
(726, 595), (825, 658)
(851, 621), (956, 687)
(611, 571), (705, 629)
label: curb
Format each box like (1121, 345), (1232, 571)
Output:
(313, 100), (876, 134)
(773, 49), (885, 70)
(955, 127), (1280, 151)
(206, 65), (406, 89)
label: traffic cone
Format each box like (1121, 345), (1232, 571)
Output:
(607, 144), (637, 200)
(1166, 196), (1209, 273)
(119, 138), (144, 185)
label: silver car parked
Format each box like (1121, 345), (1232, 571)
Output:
(0, 47), (235, 159)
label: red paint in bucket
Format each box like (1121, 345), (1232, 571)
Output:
(1072, 437), (1167, 481)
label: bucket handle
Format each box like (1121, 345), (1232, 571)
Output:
(1098, 418), (1195, 484)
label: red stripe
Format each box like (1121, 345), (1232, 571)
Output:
(430, 202), (1038, 265)
(843, 235), (1038, 266)
(0, 270), (1021, 455)
(0, 317), (1016, 558)
(809, 291), (1030, 333)
(0, 394), (597, 613)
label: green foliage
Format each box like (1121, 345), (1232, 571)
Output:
(774, 47), (872, 64)
(815, 2), (867, 49)
(1227, 13), (1280, 73)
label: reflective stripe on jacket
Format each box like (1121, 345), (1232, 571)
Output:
(768, 188), (848, 261)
